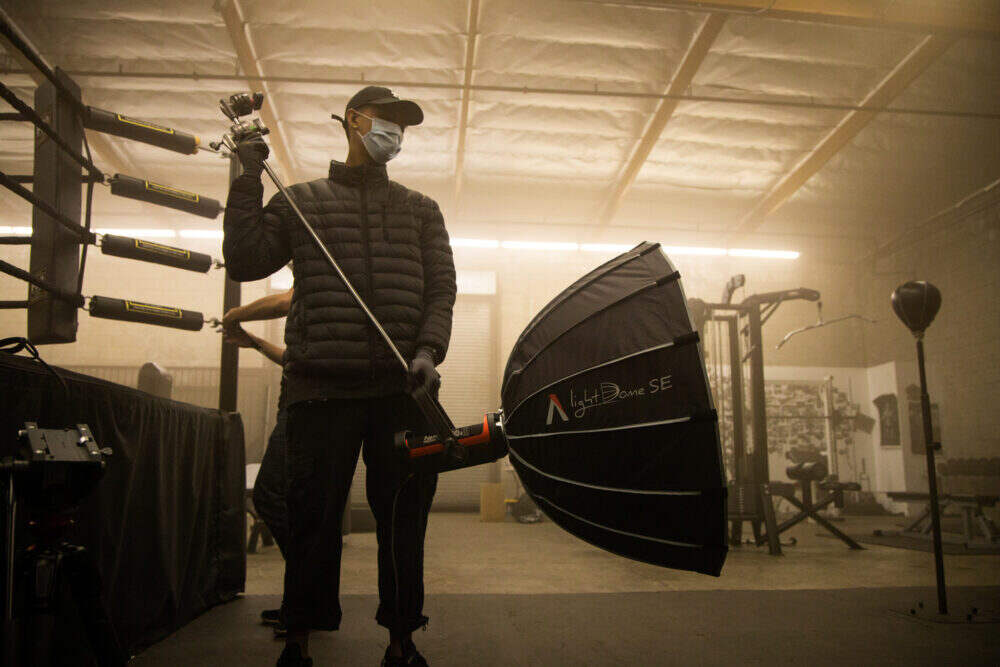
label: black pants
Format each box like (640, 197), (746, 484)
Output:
(253, 407), (289, 556)
(284, 394), (437, 634)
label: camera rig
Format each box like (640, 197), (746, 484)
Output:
(215, 93), (269, 145)
(213, 92), (509, 472)
(3, 424), (126, 666)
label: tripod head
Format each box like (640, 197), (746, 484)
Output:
(3, 424), (125, 667)
(5, 423), (110, 512)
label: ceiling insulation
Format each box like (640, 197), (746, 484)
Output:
(0, 0), (997, 249)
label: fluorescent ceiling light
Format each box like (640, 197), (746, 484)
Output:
(728, 248), (800, 259)
(450, 240), (797, 259)
(179, 229), (224, 239)
(502, 240), (579, 251)
(663, 245), (726, 256)
(581, 243), (633, 253)
(0, 226), (31, 235)
(96, 228), (177, 239)
(451, 238), (500, 248)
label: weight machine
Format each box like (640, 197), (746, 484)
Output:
(695, 277), (822, 555)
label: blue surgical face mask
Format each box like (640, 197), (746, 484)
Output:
(355, 112), (403, 164)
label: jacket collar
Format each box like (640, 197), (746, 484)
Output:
(328, 160), (388, 186)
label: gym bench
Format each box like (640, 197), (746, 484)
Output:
(884, 491), (999, 548)
(758, 461), (864, 550)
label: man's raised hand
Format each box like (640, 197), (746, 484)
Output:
(235, 137), (269, 178)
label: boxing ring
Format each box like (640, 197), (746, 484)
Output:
(0, 14), (247, 656)
(0, 354), (246, 653)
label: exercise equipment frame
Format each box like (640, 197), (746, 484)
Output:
(702, 287), (821, 556)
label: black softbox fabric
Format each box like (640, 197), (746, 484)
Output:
(501, 242), (728, 576)
(0, 353), (245, 654)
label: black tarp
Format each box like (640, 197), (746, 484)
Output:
(0, 353), (245, 654)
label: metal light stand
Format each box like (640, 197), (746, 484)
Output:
(2, 461), (21, 666)
(1, 427), (126, 666)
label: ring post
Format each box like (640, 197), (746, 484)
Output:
(219, 152), (242, 412)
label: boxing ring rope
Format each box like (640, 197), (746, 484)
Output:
(0, 168), (97, 244)
(0, 75), (229, 336)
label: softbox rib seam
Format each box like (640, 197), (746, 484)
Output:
(506, 414), (693, 439)
(502, 270), (680, 400)
(531, 493), (703, 549)
(507, 447), (703, 496)
(507, 241), (658, 350)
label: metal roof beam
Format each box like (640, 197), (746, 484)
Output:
(219, 0), (297, 183)
(730, 34), (956, 237)
(597, 13), (726, 226)
(452, 0), (481, 213)
(10, 68), (996, 121)
(581, 0), (1000, 40)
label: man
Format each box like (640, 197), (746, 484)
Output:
(222, 289), (293, 635)
(223, 86), (456, 667)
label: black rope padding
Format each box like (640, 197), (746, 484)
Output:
(0, 300), (29, 309)
(0, 236), (31, 245)
(0, 258), (85, 308)
(0, 170), (96, 244)
(0, 82), (103, 180)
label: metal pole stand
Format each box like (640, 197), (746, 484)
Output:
(2, 466), (17, 666)
(916, 336), (947, 616)
(886, 281), (987, 624)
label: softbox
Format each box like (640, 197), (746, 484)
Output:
(500, 242), (728, 576)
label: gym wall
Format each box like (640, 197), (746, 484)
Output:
(859, 186), (1000, 461)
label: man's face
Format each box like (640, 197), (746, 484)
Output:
(347, 105), (408, 136)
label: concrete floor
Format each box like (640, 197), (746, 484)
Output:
(246, 513), (1000, 597)
(134, 587), (1000, 666)
(131, 512), (1000, 666)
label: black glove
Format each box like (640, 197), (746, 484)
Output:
(235, 137), (269, 178)
(408, 348), (440, 395)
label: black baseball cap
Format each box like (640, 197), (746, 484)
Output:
(332, 86), (424, 127)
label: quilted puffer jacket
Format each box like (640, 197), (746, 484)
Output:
(223, 160), (456, 404)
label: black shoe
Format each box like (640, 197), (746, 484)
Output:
(381, 639), (428, 666)
(277, 644), (312, 667)
(262, 608), (288, 636)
